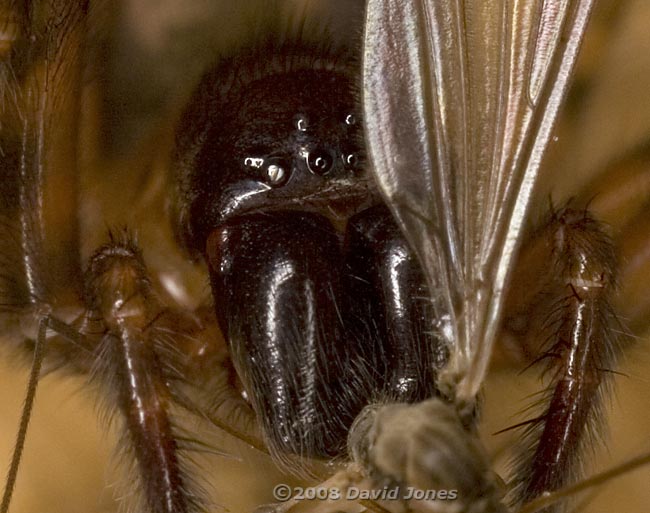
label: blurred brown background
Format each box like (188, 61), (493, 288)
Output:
(1, 1), (649, 512)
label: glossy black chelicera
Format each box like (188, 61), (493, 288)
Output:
(172, 37), (446, 461)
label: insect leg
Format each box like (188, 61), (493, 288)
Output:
(509, 207), (622, 511)
(0, 316), (46, 513)
(0, 312), (91, 513)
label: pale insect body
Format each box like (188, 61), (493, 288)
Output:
(1, 1), (649, 513)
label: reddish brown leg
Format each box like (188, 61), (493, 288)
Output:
(500, 151), (650, 365)
(1, 3), (260, 512)
(75, 230), (260, 512)
(1, 3), (89, 508)
(576, 151), (650, 334)
(506, 207), (622, 512)
(81, 233), (206, 513)
(495, 147), (650, 511)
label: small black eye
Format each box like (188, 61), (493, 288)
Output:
(294, 114), (309, 132)
(306, 148), (335, 176)
(343, 152), (358, 168)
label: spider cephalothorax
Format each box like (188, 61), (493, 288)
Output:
(172, 36), (444, 465)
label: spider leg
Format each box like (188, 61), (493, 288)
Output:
(77, 226), (270, 513)
(2, 3), (262, 511)
(1, 0), (87, 358)
(506, 207), (623, 511)
(81, 232), (210, 513)
(500, 149), (650, 364)
(575, 152), (650, 334)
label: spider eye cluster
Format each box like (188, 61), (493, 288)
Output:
(243, 110), (360, 188)
(171, 38), (374, 255)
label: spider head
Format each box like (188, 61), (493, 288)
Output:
(172, 37), (378, 256)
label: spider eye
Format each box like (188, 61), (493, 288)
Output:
(263, 158), (290, 186)
(244, 154), (291, 187)
(306, 148), (335, 176)
(343, 152), (358, 169)
(294, 114), (309, 132)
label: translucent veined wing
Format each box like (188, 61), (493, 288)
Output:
(362, 0), (596, 406)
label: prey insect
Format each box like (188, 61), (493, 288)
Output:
(1, 1), (649, 513)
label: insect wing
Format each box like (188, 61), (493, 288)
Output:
(363, 0), (596, 405)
